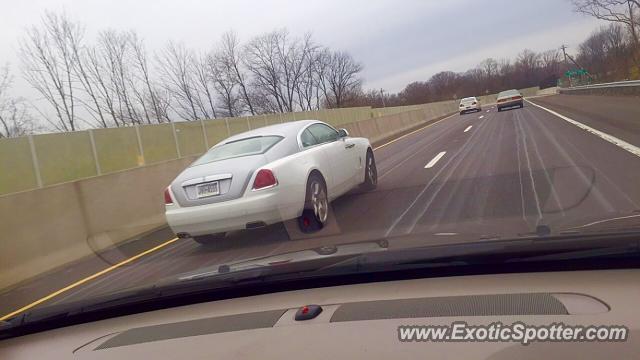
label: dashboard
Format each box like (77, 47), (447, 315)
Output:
(1, 269), (638, 359)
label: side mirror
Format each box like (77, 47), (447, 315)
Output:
(338, 128), (349, 138)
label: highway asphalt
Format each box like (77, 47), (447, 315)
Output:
(2, 94), (640, 317)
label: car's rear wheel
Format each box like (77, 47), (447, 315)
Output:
(497, 107), (502, 112)
(298, 173), (328, 233)
(361, 149), (377, 191)
(193, 232), (226, 247)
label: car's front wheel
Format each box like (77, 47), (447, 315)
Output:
(361, 149), (377, 191)
(193, 232), (226, 248)
(298, 173), (328, 233)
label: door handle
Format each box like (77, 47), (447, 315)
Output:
(345, 143), (355, 149)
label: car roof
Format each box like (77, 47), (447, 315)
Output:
(222, 119), (321, 144)
(461, 97), (477, 101)
(497, 89), (521, 97)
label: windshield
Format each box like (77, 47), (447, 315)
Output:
(192, 136), (282, 166)
(2, 0), (640, 338)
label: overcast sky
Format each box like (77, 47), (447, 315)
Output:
(1, 0), (601, 97)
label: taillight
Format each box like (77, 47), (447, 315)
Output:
(164, 187), (173, 205)
(497, 98), (506, 103)
(511, 96), (522, 100)
(253, 169), (278, 190)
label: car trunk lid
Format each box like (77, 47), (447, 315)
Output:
(170, 154), (268, 207)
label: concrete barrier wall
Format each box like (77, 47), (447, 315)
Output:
(558, 83), (640, 96)
(0, 157), (195, 290)
(536, 87), (559, 96)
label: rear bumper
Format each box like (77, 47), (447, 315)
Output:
(165, 190), (301, 236)
(497, 100), (523, 109)
(459, 104), (481, 113)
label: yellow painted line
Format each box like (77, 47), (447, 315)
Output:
(373, 113), (458, 151)
(0, 237), (180, 321)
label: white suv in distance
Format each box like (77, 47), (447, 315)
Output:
(459, 97), (481, 115)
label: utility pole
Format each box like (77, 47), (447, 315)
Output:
(379, 88), (386, 108)
(561, 44), (593, 85)
(561, 44), (573, 87)
(560, 44), (569, 64)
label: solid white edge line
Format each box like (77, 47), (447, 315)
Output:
(479, 115), (484, 119)
(572, 214), (640, 229)
(525, 99), (640, 158)
(425, 151), (447, 168)
(464, 125), (472, 133)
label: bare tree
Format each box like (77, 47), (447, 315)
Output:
(84, 45), (121, 126)
(100, 31), (142, 125)
(429, 71), (462, 99)
(219, 32), (255, 115)
(0, 65), (35, 138)
(324, 51), (363, 108)
(313, 48), (332, 107)
(209, 51), (240, 117)
(244, 29), (317, 113)
(59, 18), (111, 128)
(244, 30), (286, 113)
(19, 11), (82, 131)
(572, 0), (640, 64)
(157, 42), (200, 120)
(398, 81), (431, 105)
(129, 32), (162, 123)
(191, 53), (217, 119)
(154, 87), (173, 122)
(579, 29), (610, 77)
(275, 31), (316, 112)
(295, 47), (321, 110)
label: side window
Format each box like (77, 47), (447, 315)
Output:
(300, 129), (318, 148)
(307, 124), (339, 144)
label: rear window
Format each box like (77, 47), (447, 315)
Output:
(499, 90), (520, 97)
(192, 136), (283, 166)
(461, 97), (476, 102)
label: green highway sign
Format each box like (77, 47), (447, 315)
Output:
(564, 69), (588, 77)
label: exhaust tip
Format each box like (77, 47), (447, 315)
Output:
(246, 221), (267, 230)
(176, 232), (191, 239)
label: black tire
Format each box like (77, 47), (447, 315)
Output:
(298, 173), (328, 233)
(460, 111), (464, 115)
(519, 103), (524, 108)
(361, 149), (377, 191)
(497, 107), (502, 112)
(193, 232), (226, 247)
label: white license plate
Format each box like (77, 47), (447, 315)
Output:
(196, 181), (220, 198)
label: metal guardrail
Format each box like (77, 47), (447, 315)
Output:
(562, 80), (640, 91)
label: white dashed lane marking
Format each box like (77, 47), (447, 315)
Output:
(425, 151), (447, 169)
